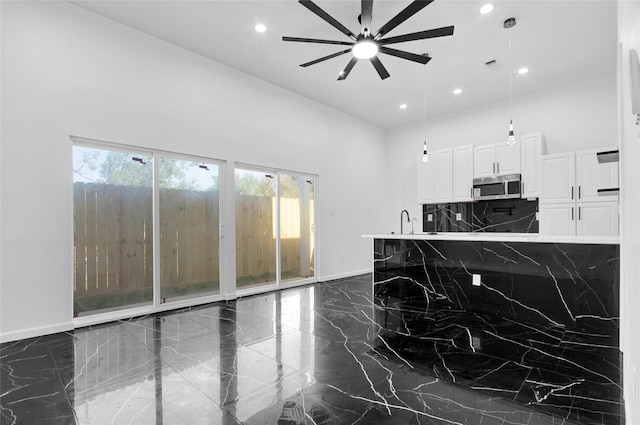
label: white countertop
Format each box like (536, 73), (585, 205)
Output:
(362, 232), (620, 245)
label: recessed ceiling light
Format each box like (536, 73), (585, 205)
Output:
(399, 104), (408, 110)
(518, 67), (529, 75)
(254, 23), (267, 33)
(480, 4), (494, 14)
(453, 88), (462, 95)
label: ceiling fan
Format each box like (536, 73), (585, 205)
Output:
(282, 0), (454, 81)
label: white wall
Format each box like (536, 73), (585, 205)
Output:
(383, 73), (618, 231)
(0, 2), (386, 341)
(618, 0), (640, 421)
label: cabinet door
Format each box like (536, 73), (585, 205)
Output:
(434, 149), (453, 203)
(540, 203), (576, 236)
(417, 154), (435, 204)
(520, 133), (545, 198)
(473, 144), (496, 178)
(576, 148), (619, 203)
(540, 153), (576, 203)
(577, 201), (619, 236)
(452, 145), (474, 202)
(496, 141), (521, 175)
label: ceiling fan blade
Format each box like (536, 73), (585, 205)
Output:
(282, 36), (354, 46)
(370, 56), (390, 80)
(299, 0), (357, 41)
(361, 0), (373, 31)
(300, 49), (352, 67)
(379, 25), (454, 45)
(337, 57), (358, 80)
(380, 46), (432, 64)
(374, 0), (434, 39)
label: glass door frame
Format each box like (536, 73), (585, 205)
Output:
(233, 163), (318, 298)
(72, 136), (228, 328)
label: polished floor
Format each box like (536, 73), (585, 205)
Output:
(0, 274), (624, 425)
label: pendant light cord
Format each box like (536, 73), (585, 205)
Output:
(509, 31), (512, 116)
(423, 63), (427, 136)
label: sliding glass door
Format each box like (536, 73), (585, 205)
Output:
(72, 145), (154, 316)
(279, 173), (315, 283)
(159, 156), (220, 303)
(73, 141), (224, 317)
(235, 167), (315, 290)
(235, 168), (277, 288)
(73, 140), (316, 319)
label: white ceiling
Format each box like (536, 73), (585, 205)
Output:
(71, 0), (618, 129)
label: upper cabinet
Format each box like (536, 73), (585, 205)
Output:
(520, 132), (546, 199)
(418, 146), (474, 205)
(452, 145), (474, 202)
(417, 153), (436, 204)
(576, 147), (619, 202)
(540, 148), (619, 204)
(540, 152), (576, 204)
(433, 149), (453, 203)
(473, 142), (520, 178)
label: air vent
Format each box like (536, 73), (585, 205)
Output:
(485, 59), (500, 69)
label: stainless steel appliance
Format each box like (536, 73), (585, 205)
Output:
(473, 174), (521, 201)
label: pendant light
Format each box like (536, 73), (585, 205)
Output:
(421, 58), (429, 162)
(505, 17), (517, 146)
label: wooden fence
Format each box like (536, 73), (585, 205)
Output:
(73, 182), (313, 302)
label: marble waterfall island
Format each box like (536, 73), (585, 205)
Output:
(364, 233), (623, 425)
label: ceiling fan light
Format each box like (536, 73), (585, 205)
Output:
(352, 40), (378, 59)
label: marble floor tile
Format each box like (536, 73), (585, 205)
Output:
(0, 273), (624, 425)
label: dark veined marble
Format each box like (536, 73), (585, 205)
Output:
(423, 198), (539, 233)
(1, 273), (624, 425)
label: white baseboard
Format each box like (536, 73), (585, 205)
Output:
(318, 268), (372, 282)
(0, 321), (74, 344)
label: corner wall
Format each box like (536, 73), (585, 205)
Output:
(617, 0), (640, 421)
(0, 2), (386, 341)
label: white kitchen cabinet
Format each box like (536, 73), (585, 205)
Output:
(575, 147), (619, 203)
(495, 141), (521, 175)
(576, 201), (619, 236)
(539, 203), (576, 236)
(473, 144), (496, 178)
(540, 201), (619, 236)
(541, 149), (619, 204)
(417, 148), (455, 204)
(473, 142), (520, 178)
(452, 145), (474, 202)
(434, 149), (453, 203)
(520, 132), (546, 199)
(417, 153), (435, 204)
(540, 152), (576, 204)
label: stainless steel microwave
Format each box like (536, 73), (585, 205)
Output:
(472, 174), (521, 201)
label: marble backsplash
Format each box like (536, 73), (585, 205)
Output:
(423, 198), (539, 233)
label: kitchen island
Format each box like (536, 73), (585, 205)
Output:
(364, 232), (620, 330)
(363, 233), (623, 424)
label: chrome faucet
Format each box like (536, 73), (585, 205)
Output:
(400, 210), (410, 234)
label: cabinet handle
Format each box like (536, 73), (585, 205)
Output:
(571, 207), (574, 221)
(578, 185), (581, 199)
(579, 206), (581, 220)
(497, 163), (500, 174)
(470, 187), (473, 198)
(571, 186), (574, 200)
(493, 162), (495, 174)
